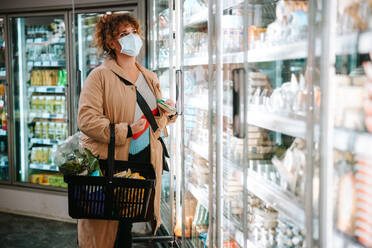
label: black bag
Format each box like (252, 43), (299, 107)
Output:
(64, 124), (156, 221)
(113, 72), (170, 172)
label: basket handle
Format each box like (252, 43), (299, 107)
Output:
(107, 123), (115, 179)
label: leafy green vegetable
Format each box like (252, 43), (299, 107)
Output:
(58, 148), (102, 176)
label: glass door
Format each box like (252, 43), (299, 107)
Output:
(10, 13), (69, 188)
(240, 1), (317, 247)
(148, 0), (175, 236)
(220, 1), (246, 247)
(180, 0), (211, 247)
(328, 0), (372, 247)
(0, 17), (9, 182)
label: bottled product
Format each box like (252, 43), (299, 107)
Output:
(48, 122), (55, 139)
(34, 122), (41, 138)
(1, 110), (7, 130)
(42, 122), (48, 139)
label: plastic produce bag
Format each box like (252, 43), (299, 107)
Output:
(53, 132), (101, 176)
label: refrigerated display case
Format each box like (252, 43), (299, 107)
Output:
(0, 17), (8, 182)
(148, 0), (175, 236)
(10, 14), (69, 188)
(150, 0), (367, 247)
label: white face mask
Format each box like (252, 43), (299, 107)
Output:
(118, 33), (143, 57)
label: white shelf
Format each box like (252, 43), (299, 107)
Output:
(184, 9), (208, 26)
(30, 138), (63, 145)
(29, 112), (67, 120)
(181, 31), (372, 66)
(188, 183), (209, 209)
(247, 109), (308, 139)
(184, 52), (243, 66)
(224, 158), (305, 228)
(30, 163), (59, 172)
(28, 86), (65, 93)
(188, 141), (209, 160)
(184, 0), (243, 27)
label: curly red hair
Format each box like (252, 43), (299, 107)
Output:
(94, 13), (142, 59)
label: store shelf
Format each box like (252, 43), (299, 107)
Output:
(247, 170), (305, 227)
(222, 214), (258, 248)
(184, 52), (244, 66)
(224, 158), (305, 228)
(184, 0), (243, 27)
(247, 109), (308, 139)
(182, 31), (372, 66)
(188, 183), (209, 210)
(29, 163), (58, 172)
(28, 86), (65, 93)
(187, 141), (208, 160)
(30, 138), (63, 145)
(29, 112), (66, 120)
(0, 76), (6, 80)
(184, 8), (208, 26)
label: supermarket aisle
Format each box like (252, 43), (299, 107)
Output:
(0, 212), (155, 248)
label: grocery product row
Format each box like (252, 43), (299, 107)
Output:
(31, 121), (68, 141)
(30, 69), (67, 86)
(29, 173), (66, 188)
(29, 95), (66, 115)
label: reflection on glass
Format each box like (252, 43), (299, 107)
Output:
(76, 11), (132, 88)
(11, 16), (68, 188)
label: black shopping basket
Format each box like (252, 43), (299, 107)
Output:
(64, 124), (156, 222)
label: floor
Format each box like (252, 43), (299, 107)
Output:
(0, 212), (162, 248)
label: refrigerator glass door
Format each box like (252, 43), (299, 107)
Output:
(10, 15), (68, 188)
(331, 0), (372, 247)
(148, 0), (174, 234)
(0, 18), (8, 182)
(221, 2), (245, 247)
(180, 0), (210, 246)
(242, 1), (313, 247)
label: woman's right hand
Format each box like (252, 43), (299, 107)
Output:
(130, 119), (146, 134)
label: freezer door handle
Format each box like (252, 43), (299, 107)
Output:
(176, 69), (183, 115)
(232, 68), (246, 138)
(77, 70), (82, 98)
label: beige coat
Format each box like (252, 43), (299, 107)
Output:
(77, 58), (177, 248)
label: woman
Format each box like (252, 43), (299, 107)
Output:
(77, 13), (177, 248)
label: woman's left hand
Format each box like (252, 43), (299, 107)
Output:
(164, 99), (175, 115)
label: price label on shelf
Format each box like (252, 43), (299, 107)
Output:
(51, 61), (59, 67)
(42, 61), (51, 67)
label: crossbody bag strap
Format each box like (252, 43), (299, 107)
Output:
(112, 71), (159, 133)
(112, 71), (169, 159)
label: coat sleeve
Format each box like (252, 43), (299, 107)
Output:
(78, 70), (130, 145)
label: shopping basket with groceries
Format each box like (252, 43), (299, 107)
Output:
(57, 124), (156, 221)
